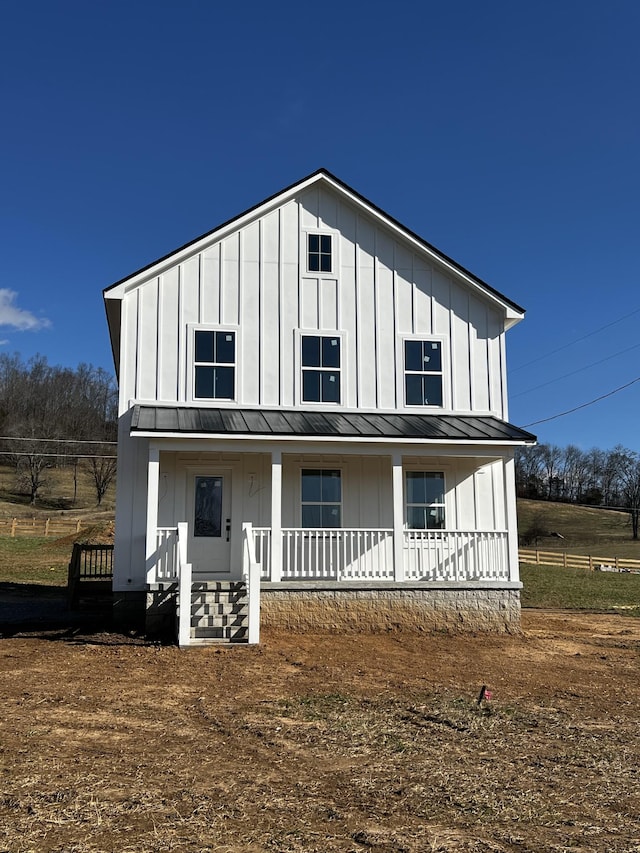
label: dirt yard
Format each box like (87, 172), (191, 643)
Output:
(1, 611), (639, 853)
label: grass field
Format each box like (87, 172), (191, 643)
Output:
(518, 497), (640, 558)
(0, 473), (639, 616)
(520, 563), (640, 615)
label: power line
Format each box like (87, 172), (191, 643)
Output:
(523, 376), (640, 427)
(6, 452), (117, 459)
(0, 435), (117, 445)
(512, 341), (640, 398)
(511, 306), (640, 373)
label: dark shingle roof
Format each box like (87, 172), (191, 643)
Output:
(130, 406), (536, 444)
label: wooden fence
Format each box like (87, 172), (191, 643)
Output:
(0, 517), (85, 538)
(519, 548), (640, 573)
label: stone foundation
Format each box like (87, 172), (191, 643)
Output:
(260, 583), (521, 634)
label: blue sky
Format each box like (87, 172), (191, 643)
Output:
(1, 0), (638, 451)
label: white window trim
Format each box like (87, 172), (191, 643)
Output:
(187, 323), (241, 405)
(300, 467), (343, 528)
(295, 328), (346, 407)
(404, 469), (447, 530)
(301, 228), (339, 277)
(399, 334), (448, 410)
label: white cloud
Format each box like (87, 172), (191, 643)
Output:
(0, 289), (50, 331)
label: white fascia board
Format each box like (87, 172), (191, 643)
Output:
(129, 430), (534, 450)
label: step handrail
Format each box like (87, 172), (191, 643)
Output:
(242, 522), (261, 644)
(176, 522), (192, 647)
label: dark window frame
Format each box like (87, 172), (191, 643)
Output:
(301, 333), (341, 404)
(307, 233), (333, 274)
(193, 329), (236, 401)
(404, 339), (444, 407)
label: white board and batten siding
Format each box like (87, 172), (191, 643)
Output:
(117, 186), (509, 419)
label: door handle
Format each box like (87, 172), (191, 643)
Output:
(225, 519), (231, 542)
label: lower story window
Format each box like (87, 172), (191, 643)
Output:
(406, 472), (445, 529)
(301, 469), (341, 527)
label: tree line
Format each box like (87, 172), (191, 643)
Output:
(0, 354), (118, 506)
(516, 443), (640, 539)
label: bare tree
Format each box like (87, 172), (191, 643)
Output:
(15, 450), (52, 505)
(515, 445), (545, 498)
(539, 444), (563, 500)
(617, 451), (640, 540)
(86, 455), (117, 505)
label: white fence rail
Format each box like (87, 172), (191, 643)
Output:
(404, 530), (509, 581)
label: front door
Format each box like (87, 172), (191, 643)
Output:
(187, 471), (232, 577)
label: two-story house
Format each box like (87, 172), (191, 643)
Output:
(104, 169), (535, 644)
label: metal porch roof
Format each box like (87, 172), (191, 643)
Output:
(130, 406), (536, 444)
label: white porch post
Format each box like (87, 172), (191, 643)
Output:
(504, 453), (520, 583)
(392, 451), (405, 582)
(145, 444), (160, 585)
(270, 448), (283, 582)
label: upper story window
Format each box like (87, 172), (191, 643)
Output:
(301, 335), (341, 403)
(308, 234), (332, 273)
(404, 339), (443, 407)
(301, 469), (342, 527)
(194, 330), (235, 400)
(406, 472), (445, 530)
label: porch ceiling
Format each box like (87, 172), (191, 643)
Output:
(130, 406), (536, 444)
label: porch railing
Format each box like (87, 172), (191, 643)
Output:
(253, 527), (272, 580)
(280, 528), (394, 581)
(404, 530), (509, 581)
(154, 526), (510, 585)
(155, 527), (180, 580)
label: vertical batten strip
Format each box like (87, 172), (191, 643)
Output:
(258, 218), (263, 406)
(373, 229), (380, 409)
(133, 289), (141, 401)
(392, 244), (399, 409)
(177, 263), (184, 402)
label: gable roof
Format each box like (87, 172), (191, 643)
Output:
(103, 169), (526, 371)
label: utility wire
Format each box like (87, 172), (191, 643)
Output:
(512, 341), (640, 398)
(0, 435), (117, 445)
(6, 451), (117, 459)
(523, 376), (640, 427)
(511, 306), (640, 373)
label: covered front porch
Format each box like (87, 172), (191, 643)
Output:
(144, 438), (520, 588)
(123, 406), (533, 642)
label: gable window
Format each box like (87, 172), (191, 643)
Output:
(194, 330), (235, 400)
(406, 472), (445, 530)
(301, 335), (341, 403)
(308, 234), (332, 273)
(404, 339), (443, 406)
(301, 469), (342, 528)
